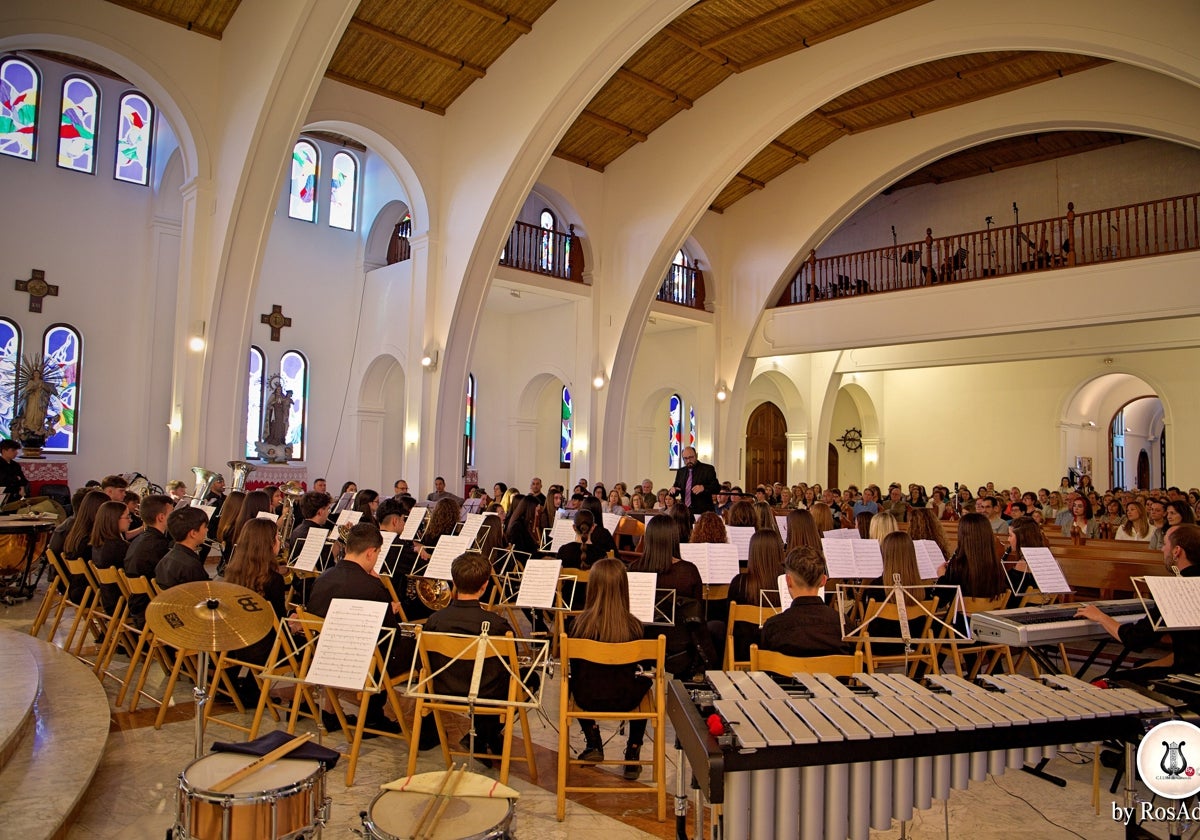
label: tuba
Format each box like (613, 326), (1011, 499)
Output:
(275, 481), (305, 562)
(189, 467), (219, 507)
(226, 460), (257, 494)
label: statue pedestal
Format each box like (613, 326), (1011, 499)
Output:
(254, 442), (293, 464)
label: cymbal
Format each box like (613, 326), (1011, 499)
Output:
(146, 580), (275, 652)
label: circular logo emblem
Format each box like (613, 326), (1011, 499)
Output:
(1138, 720), (1200, 799)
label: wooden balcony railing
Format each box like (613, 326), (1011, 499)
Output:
(656, 262), (707, 310)
(499, 219), (585, 282)
(776, 192), (1200, 305)
(386, 216), (412, 264)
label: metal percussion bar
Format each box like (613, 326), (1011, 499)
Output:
(799, 764), (823, 840)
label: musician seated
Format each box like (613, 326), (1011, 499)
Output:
(0, 439), (29, 500)
(760, 546), (850, 658)
(123, 494), (174, 628)
(1076, 524), (1200, 682)
(155, 506), (211, 590)
(288, 491), (333, 551)
(375, 496), (431, 621)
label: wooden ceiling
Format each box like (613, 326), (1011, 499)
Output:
(105, 0), (1117, 211)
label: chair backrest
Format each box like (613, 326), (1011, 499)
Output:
(860, 597), (940, 627)
(559, 632), (666, 669)
(728, 601), (783, 627)
(415, 627), (523, 702)
(749, 645), (863, 677)
(962, 594), (1009, 615)
(118, 569), (154, 597)
(88, 560), (122, 587)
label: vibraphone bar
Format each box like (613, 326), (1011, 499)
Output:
(668, 670), (1169, 840)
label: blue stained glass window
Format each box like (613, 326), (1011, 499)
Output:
(288, 140), (318, 222)
(0, 318), (20, 439)
(0, 57), (39, 160)
(540, 209), (555, 272)
(329, 151), (357, 230)
(57, 75), (98, 174)
(279, 350), (308, 460)
(464, 373), (475, 470)
(115, 91), (153, 185)
(689, 406), (697, 449)
(560, 386), (572, 467)
(41, 324), (81, 453)
(668, 394), (683, 469)
(245, 346), (264, 458)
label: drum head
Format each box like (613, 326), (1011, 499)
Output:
(183, 752), (321, 795)
(370, 790), (511, 840)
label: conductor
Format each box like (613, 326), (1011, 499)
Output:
(671, 447), (719, 514)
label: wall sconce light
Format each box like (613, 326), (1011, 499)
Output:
(188, 321), (206, 353)
(420, 348), (439, 371)
(167, 409), (182, 434)
(592, 372), (606, 390)
(716, 383), (728, 402)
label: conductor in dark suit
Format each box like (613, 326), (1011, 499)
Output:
(671, 447), (719, 513)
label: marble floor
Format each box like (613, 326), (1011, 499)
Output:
(0, 580), (1178, 839)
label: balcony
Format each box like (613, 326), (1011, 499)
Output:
(776, 192), (1200, 306)
(499, 219), (585, 282)
(656, 262), (707, 311)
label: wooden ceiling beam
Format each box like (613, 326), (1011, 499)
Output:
(324, 70), (447, 115)
(348, 17), (487, 77)
(661, 26), (743, 72)
(770, 139), (809, 162)
(701, 0), (824, 49)
(579, 110), (648, 143)
(811, 111), (850, 134)
(101, 0), (225, 39)
(734, 172), (766, 190)
(449, 0), (534, 33)
(551, 149), (606, 172)
(615, 68), (693, 108)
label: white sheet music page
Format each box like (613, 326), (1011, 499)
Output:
(196, 504), (216, 523)
(775, 516), (789, 541)
(291, 537), (325, 572)
(821, 538), (859, 578)
(705, 543), (740, 585)
(851, 540), (884, 579)
(255, 511), (279, 522)
(1020, 547), (1072, 595)
(373, 531), (399, 574)
(516, 558), (562, 608)
(1143, 577), (1200, 628)
(548, 518), (576, 552)
(627, 572), (657, 623)
(777, 574), (794, 609)
(328, 509), (363, 541)
(459, 513), (487, 544)
(305, 598), (387, 691)
(726, 526), (755, 564)
(603, 512), (621, 533)
(398, 507), (426, 541)
(427, 534), (472, 580)
(912, 540), (942, 580)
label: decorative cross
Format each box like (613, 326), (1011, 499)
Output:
(15, 269), (59, 313)
(260, 304), (293, 341)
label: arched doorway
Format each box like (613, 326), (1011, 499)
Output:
(746, 402), (786, 490)
(1136, 450), (1150, 491)
(828, 443), (839, 490)
(1110, 395), (1163, 490)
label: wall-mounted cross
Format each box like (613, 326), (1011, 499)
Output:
(15, 269), (59, 313)
(260, 304), (293, 341)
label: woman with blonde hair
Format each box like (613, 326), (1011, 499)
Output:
(868, 511), (900, 543)
(808, 502), (835, 535)
(1116, 500), (1151, 542)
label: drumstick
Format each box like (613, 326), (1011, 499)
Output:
(423, 763), (468, 840)
(410, 763), (458, 840)
(208, 733), (313, 793)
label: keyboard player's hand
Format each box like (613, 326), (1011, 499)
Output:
(1075, 602), (1122, 641)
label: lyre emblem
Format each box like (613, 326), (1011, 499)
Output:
(1161, 740), (1188, 777)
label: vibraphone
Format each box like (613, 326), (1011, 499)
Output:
(669, 670), (1169, 840)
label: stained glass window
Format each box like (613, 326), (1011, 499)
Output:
(540, 209), (555, 272)
(115, 91), (153, 185)
(57, 75), (98, 174)
(463, 373), (476, 471)
(0, 318), (20, 440)
(245, 346), (265, 458)
(689, 406), (697, 449)
(329, 151), (357, 230)
(668, 394), (683, 469)
(560, 385), (572, 467)
(0, 57), (39, 161)
(288, 140), (318, 222)
(41, 324), (81, 453)
(279, 350), (308, 460)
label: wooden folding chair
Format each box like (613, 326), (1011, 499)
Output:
(557, 633), (667, 822)
(942, 594), (1016, 678)
(29, 547), (67, 640)
(114, 572), (177, 710)
(750, 645), (863, 677)
(85, 560), (131, 687)
(59, 555), (99, 655)
(854, 598), (942, 676)
(34, 549), (87, 644)
(723, 602), (782, 670)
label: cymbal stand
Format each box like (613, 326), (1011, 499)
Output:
(193, 649), (210, 759)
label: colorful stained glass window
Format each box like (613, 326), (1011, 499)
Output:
(41, 324), (81, 453)
(288, 140), (318, 222)
(279, 350), (308, 460)
(463, 373), (476, 470)
(560, 385), (572, 467)
(0, 57), (39, 161)
(115, 91), (153, 185)
(57, 75), (98, 174)
(668, 394), (683, 469)
(245, 346), (265, 458)
(329, 151), (357, 230)
(689, 406), (697, 449)
(0, 318), (20, 440)
(540, 209), (555, 272)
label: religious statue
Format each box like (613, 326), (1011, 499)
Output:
(263, 375), (294, 446)
(13, 354), (60, 443)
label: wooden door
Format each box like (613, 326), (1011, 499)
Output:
(1136, 450), (1150, 491)
(828, 443), (839, 490)
(746, 402), (786, 489)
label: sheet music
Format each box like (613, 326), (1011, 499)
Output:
(1019, 547), (1072, 595)
(726, 526), (755, 564)
(373, 531), (399, 574)
(458, 513), (487, 544)
(603, 512), (621, 533)
(1142, 577), (1200, 628)
(548, 518), (576, 552)
(912, 540), (943, 580)
(823, 528), (861, 540)
(628, 572), (657, 623)
(851, 539), (883, 578)
(775, 516), (789, 541)
(196, 504), (216, 523)
(821, 538), (859, 578)
(777, 574), (793, 609)
(399, 507), (426, 541)
(680, 543), (740, 585)
(426, 534), (472, 580)
(327, 509), (363, 541)
(516, 558), (562, 608)
(305, 598), (388, 691)
(256, 511), (279, 522)
(291, 537), (326, 572)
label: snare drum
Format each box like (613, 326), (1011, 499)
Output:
(362, 789), (514, 840)
(175, 752), (327, 839)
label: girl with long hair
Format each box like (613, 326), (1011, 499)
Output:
(62, 489), (108, 602)
(504, 495), (541, 556)
(869, 511), (900, 543)
(215, 491), (246, 547)
(1061, 496), (1100, 539)
(855, 511), (874, 540)
(938, 513), (1007, 599)
(223, 518), (288, 701)
(232, 489), (272, 546)
(808, 502), (835, 535)
(670, 503), (694, 545)
(729, 530), (785, 608)
(90, 500), (131, 616)
(906, 507), (951, 562)
(752, 501), (782, 541)
(353, 489), (380, 524)
(1005, 516), (1051, 600)
(630, 515), (704, 676)
(1117, 501), (1151, 542)
(784, 509), (822, 555)
(725, 500), (756, 527)
(690, 511), (728, 544)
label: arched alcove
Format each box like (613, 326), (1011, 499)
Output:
(365, 198), (411, 268)
(1061, 372), (1167, 491)
(514, 370), (573, 486)
(358, 354), (406, 490)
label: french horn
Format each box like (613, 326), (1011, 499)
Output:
(416, 577), (453, 611)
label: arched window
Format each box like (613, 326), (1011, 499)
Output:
(279, 350), (308, 460)
(329, 151), (357, 230)
(288, 140), (318, 222)
(57, 75), (99, 174)
(41, 324), (82, 453)
(463, 373), (476, 471)
(0, 57), (39, 161)
(560, 385), (572, 467)
(540, 209), (555, 272)
(668, 394), (683, 469)
(0, 318), (21, 439)
(1110, 409), (1126, 491)
(115, 91), (154, 185)
(689, 405), (697, 449)
(245, 346), (265, 458)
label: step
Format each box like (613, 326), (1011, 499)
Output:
(0, 637), (39, 771)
